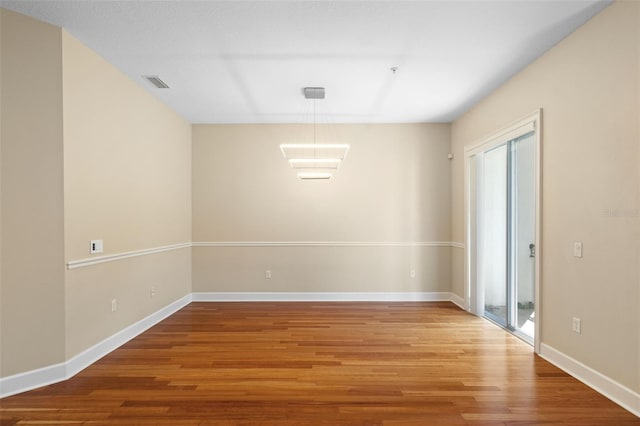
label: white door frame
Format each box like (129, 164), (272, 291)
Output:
(463, 109), (542, 353)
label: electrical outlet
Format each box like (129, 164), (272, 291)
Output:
(265, 270), (272, 279)
(410, 269), (416, 278)
(572, 317), (581, 334)
(111, 299), (117, 312)
(150, 285), (156, 298)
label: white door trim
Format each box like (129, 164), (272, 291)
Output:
(464, 109), (542, 353)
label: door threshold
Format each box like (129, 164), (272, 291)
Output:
(482, 315), (534, 347)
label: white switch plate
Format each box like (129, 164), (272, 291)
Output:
(111, 299), (117, 312)
(90, 240), (104, 254)
(572, 317), (581, 334)
(573, 242), (583, 258)
(265, 270), (271, 279)
(410, 269), (416, 278)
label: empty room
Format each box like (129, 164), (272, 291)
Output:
(1, 0), (639, 424)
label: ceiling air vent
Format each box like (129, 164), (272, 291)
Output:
(143, 75), (170, 89)
(303, 87), (325, 99)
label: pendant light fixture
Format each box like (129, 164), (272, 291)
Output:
(280, 87), (349, 180)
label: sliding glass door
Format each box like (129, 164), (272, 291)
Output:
(473, 129), (536, 343)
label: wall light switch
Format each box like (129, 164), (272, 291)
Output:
(90, 240), (103, 254)
(573, 242), (583, 258)
(265, 270), (271, 279)
(410, 269), (416, 278)
(572, 317), (581, 334)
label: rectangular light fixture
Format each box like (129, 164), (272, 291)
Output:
(282, 89), (346, 180)
(297, 172), (332, 180)
(281, 143), (350, 150)
(280, 144), (350, 160)
(288, 158), (341, 169)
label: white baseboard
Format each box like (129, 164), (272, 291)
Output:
(65, 294), (192, 378)
(0, 362), (67, 399)
(448, 292), (467, 310)
(539, 343), (640, 417)
(0, 294), (192, 399)
(191, 291), (458, 302)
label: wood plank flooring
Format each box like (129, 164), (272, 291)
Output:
(1, 302), (638, 425)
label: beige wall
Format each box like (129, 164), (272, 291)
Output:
(451, 1), (639, 392)
(0, 8), (193, 379)
(192, 124), (451, 293)
(61, 32), (192, 358)
(65, 249), (191, 357)
(0, 9), (66, 376)
(62, 32), (192, 260)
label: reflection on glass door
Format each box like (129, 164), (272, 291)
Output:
(478, 131), (535, 343)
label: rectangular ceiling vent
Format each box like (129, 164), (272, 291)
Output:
(143, 75), (170, 89)
(303, 87), (325, 99)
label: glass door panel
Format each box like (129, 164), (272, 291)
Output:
(512, 132), (535, 340)
(481, 144), (508, 326)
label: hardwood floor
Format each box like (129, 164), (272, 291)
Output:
(1, 302), (638, 425)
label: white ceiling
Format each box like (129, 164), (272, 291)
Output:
(3, 0), (611, 124)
